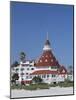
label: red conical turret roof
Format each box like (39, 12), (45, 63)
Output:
(35, 50), (60, 67)
(35, 35), (60, 67)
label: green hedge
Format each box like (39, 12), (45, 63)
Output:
(11, 81), (73, 90)
(11, 83), (49, 90)
(58, 81), (73, 87)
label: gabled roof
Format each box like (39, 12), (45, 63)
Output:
(58, 66), (67, 74)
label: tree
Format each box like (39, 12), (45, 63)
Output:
(32, 76), (43, 84)
(11, 61), (19, 68)
(21, 78), (25, 85)
(20, 52), (26, 62)
(12, 73), (19, 84)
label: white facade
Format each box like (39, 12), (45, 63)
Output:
(12, 61), (68, 84)
(67, 74), (73, 81)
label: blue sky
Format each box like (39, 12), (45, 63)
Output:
(11, 2), (73, 67)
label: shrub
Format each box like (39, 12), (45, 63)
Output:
(32, 76), (43, 83)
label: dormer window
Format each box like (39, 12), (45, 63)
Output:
(51, 59), (53, 62)
(40, 60), (42, 62)
(46, 55), (48, 57)
(62, 69), (65, 73)
(45, 59), (48, 62)
(42, 56), (44, 58)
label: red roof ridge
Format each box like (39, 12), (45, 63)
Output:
(30, 70), (58, 75)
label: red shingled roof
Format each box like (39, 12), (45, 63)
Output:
(35, 51), (60, 67)
(30, 70), (58, 75)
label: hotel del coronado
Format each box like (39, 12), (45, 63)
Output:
(12, 33), (68, 84)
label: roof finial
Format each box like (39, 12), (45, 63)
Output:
(47, 32), (48, 40)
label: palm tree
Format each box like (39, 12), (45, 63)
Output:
(20, 52), (26, 62)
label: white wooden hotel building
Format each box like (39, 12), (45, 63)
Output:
(12, 35), (67, 84)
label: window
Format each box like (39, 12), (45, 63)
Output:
(44, 75), (46, 78)
(37, 75), (41, 78)
(30, 75), (32, 78)
(54, 75), (56, 77)
(40, 60), (42, 62)
(52, 74), (56, 77)
(46, 55), (48, 57)
(26, 73), (28, 75)
(16, 68), (19, 71)
(29, 65), (32, 67)
(21, 78), (24, 80)
(21, 73), (24, 76)
(27, 68), (29, 70)
(45, 59), (47, 62)
(47, 74), (49, 78)
(42, 75), (46, 78)
(51, 66), (57, 69)
(42, 75), (44, 78)
(31, 68), (34, 70)
(21, 68), (24, 71)
(51, 59), (53, 62)
(51, 66), (53, 69)
(26, 76), (28, 79)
